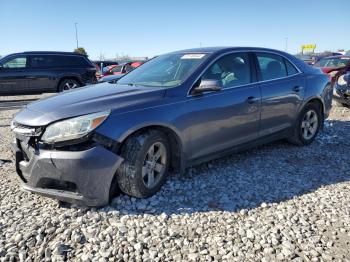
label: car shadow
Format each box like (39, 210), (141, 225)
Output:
(92, 119), (350, 215)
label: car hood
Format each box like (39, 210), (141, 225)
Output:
(14, 82), (165, 126)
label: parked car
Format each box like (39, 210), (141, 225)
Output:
(11, 47), (332, 206)
(311, 52), (343, 65)
(0, 51), (97, 95)
(333, 72), (350, 106)
(93, 60), (118, 79)
(103, 61), (144, 76)
(314, 56), (350, 74)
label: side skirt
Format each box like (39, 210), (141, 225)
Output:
(185, 129), (291, 168)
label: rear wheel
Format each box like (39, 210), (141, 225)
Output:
(116, 130), (170, 198)
(58, 79), (80, 92)
(288, 102), (322, 146)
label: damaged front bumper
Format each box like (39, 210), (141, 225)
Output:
(11, 138), (123, 207)
(333, 86), (350, 106)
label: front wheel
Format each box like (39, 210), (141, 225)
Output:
(116, 130), (170, 198)
(288, 103), (322, 146)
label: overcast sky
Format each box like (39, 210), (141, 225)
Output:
(1, 0), (349, 59)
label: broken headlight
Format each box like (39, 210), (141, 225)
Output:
(41, 111), (110, 143)
(337, 74), (349, 86)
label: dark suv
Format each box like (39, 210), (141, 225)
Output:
(0, 51), (96, 95)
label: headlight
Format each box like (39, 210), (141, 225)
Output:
(337, 75), (347, 86)
(41, 111), (110, 143)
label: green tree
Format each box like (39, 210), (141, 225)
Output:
(74, 47), (87, 56)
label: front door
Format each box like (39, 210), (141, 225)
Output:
(187, 52), (261, 160)
(0, 55), (29, 95)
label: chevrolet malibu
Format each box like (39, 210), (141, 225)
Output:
(11, 47), (332, 206)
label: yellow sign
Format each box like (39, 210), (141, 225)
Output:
(301, 44), (316, 53)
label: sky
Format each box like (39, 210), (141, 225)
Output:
(1, 0), (349, 59)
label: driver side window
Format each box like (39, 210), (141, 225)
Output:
(201, 52), (251, 88)
(2, 56), (27, 69)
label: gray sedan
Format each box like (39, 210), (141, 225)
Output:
(11, 47), (332, 206)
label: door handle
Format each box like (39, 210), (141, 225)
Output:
(292, 86), (303, 92)
(246, 96), (259, 104)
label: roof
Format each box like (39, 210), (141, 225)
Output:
(169, 46), (286, 54)
(21, 51), (87, 56)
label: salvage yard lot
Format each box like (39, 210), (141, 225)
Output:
(0, 98), (349, 261)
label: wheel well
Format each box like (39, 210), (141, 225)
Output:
(306, 98), (324, 126)
(57, 77), (82, 91)
(118, 125), (183, 175)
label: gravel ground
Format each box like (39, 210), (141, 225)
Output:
(0, 102), (349, 261)
(0, 94), (53, 101)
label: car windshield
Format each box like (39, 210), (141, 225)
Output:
(118, 53), (209, 87)
(315, 57), (350, 68)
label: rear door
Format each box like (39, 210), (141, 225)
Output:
(0, 55), (29, 95)
(27, 55), (58, 92)
(253, 52), (305, 137)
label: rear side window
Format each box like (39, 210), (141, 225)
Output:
(2, 56), (27, 68)
(29, 55), (91, 68)
(202, 52), (252, 88)
(29, 56), (55, 68)
(56, 56), (91, 67)
(256, 53), (287, 81)
(284, 59), (299, 76)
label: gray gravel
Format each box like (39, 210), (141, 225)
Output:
(0, 102), (350, 261)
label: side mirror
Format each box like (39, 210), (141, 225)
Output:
(191, 79), (223, 95)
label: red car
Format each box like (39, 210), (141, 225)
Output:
(103, 61), (144, 76)
(314, 56), (350, 74)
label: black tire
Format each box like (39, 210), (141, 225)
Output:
(58, 79), (80, 92)
(288, 102), (323, 146)
(116, 130), (170, 198)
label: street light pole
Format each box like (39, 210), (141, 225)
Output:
(75, 23), (79, 49)
(285, 37), (288, 52)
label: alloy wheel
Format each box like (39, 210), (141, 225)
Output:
(62, 82), (78, 91)
(301, 109), (318, 140)
(142, 142), (167, 189)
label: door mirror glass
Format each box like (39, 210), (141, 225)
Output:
(192, 79), (223, 95)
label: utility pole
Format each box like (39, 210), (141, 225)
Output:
(284, 37), (288, 52)
(75, 23), (79, 49)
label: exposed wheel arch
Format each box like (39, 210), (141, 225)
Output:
(303, 98), (324, 128)
(117, 125), (184, 175)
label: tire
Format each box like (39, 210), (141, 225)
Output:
(116, 130), (170, 198)
(58, 79), (80, 92)
(288, 102), (323, 146)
